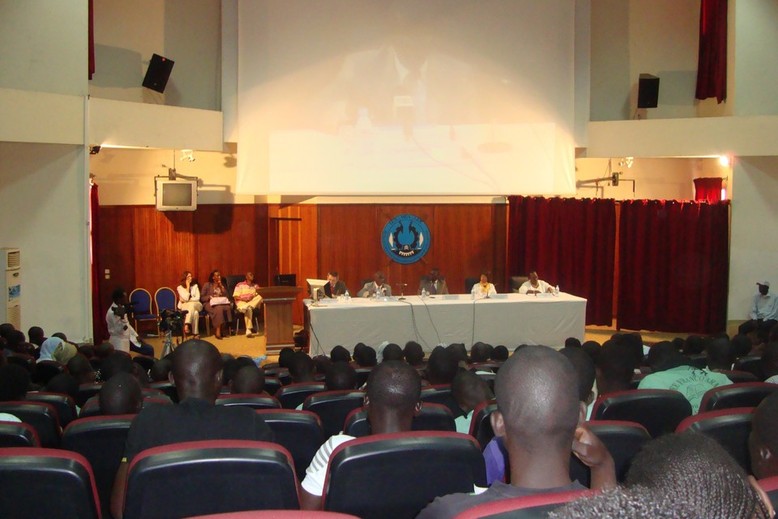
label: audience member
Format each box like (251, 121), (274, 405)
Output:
(594, 340), (634, 396)
(490, 345), (509, 362)
(223, 356), (255, 388)
(470, 342), (492, 364)
(99, 372), (143, 415)
(7, 330), (35, 356)
(354, 345), (377, 367)
(550, 486), (696, 518)
(732, 333), (754, 359)
(623, 431), (772, 519)
(300, 360), (422, 510)
(761, 342), (778, 383)
(0, 323), (14, 342)
(100, 352), (135, 382)
(750, 391), (778, 479)
(564, 337), (582, 349)
(638, 341), (731, 413)
(682, 334), (706, 356)
(132, 362), (151, 388)
(111, 339), (274, 518)
(614, 333), (645, 370)
(330, 345), (352, 364)
(0, 364), (30, 401)
(229, 364), (265, 394)
(149, 357), (172, 382)
(560, 346), (597, 411)
(325, 362), (357, 390)
(748, 281), (778, 324)
(451, 370), (493, 433)
(106, 288), (156, 356)
(417, 345), (615, 518)
(37, 336), (67, 364)
(67, 353), (97, 384)
(289, 352), (317, 383)
(425, 347), (459, 385)
(447, 343), (469, 367)
(277, 347), (295, 369)
(404, 341), (425, 367)
(45, 372), (79, 403)
(381, 343), (404, 362)
(312, 355), (332, 376)
(706, 336), (736, 371)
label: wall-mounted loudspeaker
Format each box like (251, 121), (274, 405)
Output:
(637, 74), (660, 109)
(142, 54), (175, 93)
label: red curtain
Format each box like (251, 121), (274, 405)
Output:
(695, 0), (727, 102)
(694, 177), (723, 202)
(617, 200), (729, 334)
(90, 183), (107, 343)
(506, 196), (616, 325)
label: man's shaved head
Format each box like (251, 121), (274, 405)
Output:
(494, 345), (580, 451)
(366, 360), (421, 411)
(170, 340), (224, 402)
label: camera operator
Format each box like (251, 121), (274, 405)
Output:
(106, 287), (155, 357)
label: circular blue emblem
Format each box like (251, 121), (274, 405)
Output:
(381, 214), (431, 264)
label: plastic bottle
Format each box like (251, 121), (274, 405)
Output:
(555, 285), (560, 296)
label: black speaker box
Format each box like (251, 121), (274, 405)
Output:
(637, 74), (660, 109)
(142, 53), (174, 93)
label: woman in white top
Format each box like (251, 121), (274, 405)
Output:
(518, 270), (554, 295)
(471, 273), (497, 299)
(177, 271), (203, 338)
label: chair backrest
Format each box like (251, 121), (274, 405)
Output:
(0, 421), (40, 447)
(699, 382), (778, 413)
(759, 475), (778, 510)
(275, 382), (327, 409)
(452, 489), (590, 519)
(62, 414), (134, 518)
(687, 354), (708, 369)
(263, 367), (292, 386)
(123, 440), (299, 519)
(154, 286), (177, 314)
(254, 408), (326, 480)
(149, 381), (179, 402)
(129, 288), (153, 315)
(570, 420), (651, 486)
(675, 407), (754, 472)
(420, 384), (462, 417)
(0, 447), (101, 519)
(303, 390), (366, 438)
(133, 355), (156, 373)
(734, 355), (763, 380)
(0, 401), (61, 447)
(465, 277), (479, 294)
(216, 394), (281, 410)
(263, 376), (282, 396)
(591, 389), (692, 438)
(189, 512), (360, 519)
(323, 431), (486, 519)
(26, 391), (77, 426)
(717, 369), (759, 383)
(77, 382), (103, 407)
(343, 402), (456, 437)
(354, 368), (372, 388)
(469, 400), (498, 449)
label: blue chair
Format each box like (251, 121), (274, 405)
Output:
(129, 288), (157, 334)
(154, 287), (177, 336)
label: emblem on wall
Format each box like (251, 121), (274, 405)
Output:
(381, 214), (431, 264)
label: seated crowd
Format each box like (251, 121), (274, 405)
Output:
(1, 318), (778, 517)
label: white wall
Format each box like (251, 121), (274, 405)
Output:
(728, 156), (778, 320)
(0, 143), (90, 341)
(575, 157), (699, 200)
(732, 0), (778, 115)
(90, 0), (221, 110)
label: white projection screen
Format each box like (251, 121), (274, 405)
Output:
(237, 0), (576, 196)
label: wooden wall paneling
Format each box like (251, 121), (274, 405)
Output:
(194, 205), (258, 284)
(254, 204), (270, 286)
(317, 205), (382, 295)
(273, 204), (318, 324)
(132, 207), (195, 297)
(97, 206), (137, 328)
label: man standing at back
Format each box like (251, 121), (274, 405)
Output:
(417, 345), (615, 518)
(111, 340), (273, 518)
(300, 360), (422, 510)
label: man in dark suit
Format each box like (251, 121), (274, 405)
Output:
(323, 270), (347, 298)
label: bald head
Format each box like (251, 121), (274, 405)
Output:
(99, 372), (142, 415)
(494, 345), (580, 451)
(365, 361), (421, 434)
(171, 340), (224, 402)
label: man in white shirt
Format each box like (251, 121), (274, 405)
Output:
(232, 272), (262, 338)
(750, 281), (778, 321)
(357, 271), (392, 298)
(106, 288), (155, 357)
(518, 270), (554, 295)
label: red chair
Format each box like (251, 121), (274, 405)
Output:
(469, 400), (498, 449)
(675, 407), (754, 472)
(254, 408), (326, 480)
(62, 414), (134, 518)
(0, 447), (101, 518)
(189, 511), (360, 518)
(570, 420), (650, 485)
(216, 393), (281, 410)
(0, 421), (40, 447)
(0, 401), (61, 447)
(275, 382), (326, 409)
(420, 384), (461, 416)
(122, 440), (299, 519)
(25, 391), (77, 426)
(303, 390), (365, 438)
(452, 489), (591, 519)
(322, 431), (486, 519)
(698, 382), (778, 413)
(591, 389), (692, 438)
(343, 402), (456, 437)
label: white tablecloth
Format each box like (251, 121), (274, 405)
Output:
(305, 293), (587, 354)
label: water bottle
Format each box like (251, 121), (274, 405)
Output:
(555, 285), (560, 296)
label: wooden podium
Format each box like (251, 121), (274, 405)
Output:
(258, 286), (302, 353)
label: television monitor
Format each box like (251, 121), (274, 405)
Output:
(306, 278), (328, 300)
(155, 178), (197, 211)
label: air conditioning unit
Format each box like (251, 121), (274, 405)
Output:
(1, 248), (21, 329)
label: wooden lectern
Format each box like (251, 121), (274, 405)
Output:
(258, 286), (302, 353)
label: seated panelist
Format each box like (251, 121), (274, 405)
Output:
(200, 270), (233, 340)
(419, 267), (449, 295)
(177, 270), (203, 338)
(358, 271), (392, 298)
(471, 272), (497, 299)
(233, 271), (262, 338)
(518, 270), (554, 295)
(324, 270), (347, 298)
